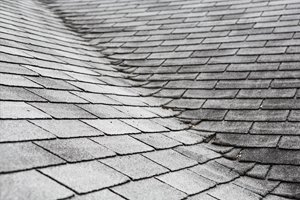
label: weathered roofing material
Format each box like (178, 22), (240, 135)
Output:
(1, 0), (300, 199)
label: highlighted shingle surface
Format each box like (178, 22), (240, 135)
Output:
(1, 0), (300, 199)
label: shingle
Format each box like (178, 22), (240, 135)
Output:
(133, 133), (181, 149)
(261, 99), (300, 109)
(0, 101), (51, 119)
(180, 109), (227, 120)
(216, 158), (255, 175)
(0, 62), (38, 75)
(251, 122), (300, 135)
(197, 72), (249, 80)
(233, 177), (279, 196)
(237, 89), (296, 98)
(113, 105), (158, 118)
(28, 89), (87, 103)
(163, 57), (209, 66)
(272, 79), (300, 88)
(101, 154), (168, 180)
(209, 55), (257, 64)
(214, 133), (280, 147)
(246, 164), (270, 179)
(203, 36), (246, 43)
(0, 120), (55, 142)
(24, 65), (73, 80)
(122, 119), (169, 133)
(92, 135), (153, 155)
(148, 51), (192, 59)
(31, 120), (104, 138)
(278, 136), (300, 149)
(0, 142), (64, 173)
(227, 63), (279, 71)
(157, 169), (215, 195)
(30, 103), (96, 119)
(165, 99), (205, 109)
(0, 86), (46, 101)
(35, 138), (115, 162)
(203, 99), (262, 109)
(143, 149), (197, 170)
(272, 183), (300, 199)
(225, 110), (289, 121)
(184, 89), (238, 99)
(40, 161), (129, 194)
(189, 193), (219, 200)
(83, 119), (140, 135)
(288, 110), (300, 121)
(195, 121), (252, 133)
(208, 184), (261, 200)
(72, 190), (125, 200)
(190, 161), (239, 183)
(82, 104), (133, 118)
(175, 144), (220, 163)
(112, 178), (186, 200)
(0, 170), (73, 200)
(268, 165), (300, 182)
(163, 131), (204, 145)
(247, 33), (293, 41)
(216, 80), (270, 89)
(240, 148), (300, 165)
(27, 77), (79, 90)
(0, 73), (42, 88)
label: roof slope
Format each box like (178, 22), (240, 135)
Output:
(1, 0), (300, 199)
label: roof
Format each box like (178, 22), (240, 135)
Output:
(1, 0), (300, 199)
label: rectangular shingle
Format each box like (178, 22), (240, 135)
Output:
(92, 135), (153, 155)
(0, 171), (73, 200)
(0, 101), (51, 119)
(31, 120), (104, 138)
(35, 138), (115, 162)
(0, 85), (46, 101)
(157, 169), (215, 195)
(0, 120), (55, 142)
(143, 149), (197, 171)
(40, 161), (129, 194)
(0, 142), (64, 173)
(101, 154), (168, 180)
(112, 178), (186, 200)
(29, 103), (96, 119)
(83, 119), (140, 135)
(0, 73), (42, 88)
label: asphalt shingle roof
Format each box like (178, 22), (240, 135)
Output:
(1, 0), (300, 199)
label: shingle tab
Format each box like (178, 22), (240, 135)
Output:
(41, 161), (129, 194)
(0, 171), (73, 200)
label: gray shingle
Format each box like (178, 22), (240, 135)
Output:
(41, 161), (129, 194)
(0, 170), (73, 200)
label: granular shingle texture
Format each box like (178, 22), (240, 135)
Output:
(1, 0), (300, 199)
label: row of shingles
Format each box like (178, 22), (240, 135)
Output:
(187, 1), (300, 198)
(0, 1), (179, 199)
(47, 0), (292, 198)
(46, 0), (274, 197)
